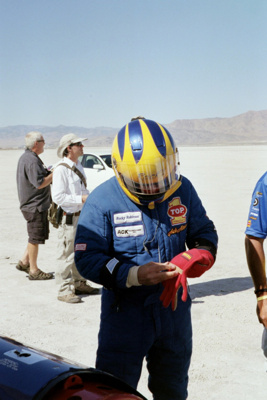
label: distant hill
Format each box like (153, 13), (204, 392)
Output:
(165, 110), (267, 146)
(0, 110), (267, 149)
(0, 125), (118, 149)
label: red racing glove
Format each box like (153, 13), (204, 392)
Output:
(160, 248), (215, 310)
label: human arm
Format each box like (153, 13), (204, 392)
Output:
(79, 164), (89, 203)
(245, 235), (266, 290)
(74, 198), (132, 287)
(245, 235), (267, 328)
(38, 172), (53, 189)
(26, 156), (52, 189)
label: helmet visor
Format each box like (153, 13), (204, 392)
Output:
(117, 153), (179, 200)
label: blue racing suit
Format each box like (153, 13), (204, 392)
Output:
(245, 171), (267, 238)
(75, 175), (218, 400)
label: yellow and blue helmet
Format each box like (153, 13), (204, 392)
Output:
(112, 118), (180, 205)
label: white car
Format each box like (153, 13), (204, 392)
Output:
(78, 152), (115, 192)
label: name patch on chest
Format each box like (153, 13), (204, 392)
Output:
(115, 225), (144, 237)
(114, 211), (142, 225)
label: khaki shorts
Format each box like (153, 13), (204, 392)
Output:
(22, 209), (49, 244)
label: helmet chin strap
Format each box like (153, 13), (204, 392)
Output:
(118, 178), (182, 209)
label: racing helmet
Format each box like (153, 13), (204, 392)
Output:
(112, 118), (180, 203)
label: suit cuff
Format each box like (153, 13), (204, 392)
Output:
(126, 266), (142, 288)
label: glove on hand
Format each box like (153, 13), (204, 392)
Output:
(160, 249), (214, 310)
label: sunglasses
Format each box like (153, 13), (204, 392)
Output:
(37, 139), (45, 143)
(70, 142), (83, 147)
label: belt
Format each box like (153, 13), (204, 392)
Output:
(63, 211), (81, 216)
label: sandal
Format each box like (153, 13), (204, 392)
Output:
(28, 269), (54, 280)
(16, 261), (30, 274)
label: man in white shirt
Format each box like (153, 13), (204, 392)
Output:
(52, 133), (100, 303)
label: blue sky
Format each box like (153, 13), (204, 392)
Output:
(1, 0), (266, 128)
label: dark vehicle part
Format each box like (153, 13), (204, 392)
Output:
(0, 336), (146, 400)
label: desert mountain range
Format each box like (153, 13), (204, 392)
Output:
(0, 109), (266, 149)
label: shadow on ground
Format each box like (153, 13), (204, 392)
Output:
(189, 276), (253, 301)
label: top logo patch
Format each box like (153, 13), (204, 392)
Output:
(167, 197), (187, 226)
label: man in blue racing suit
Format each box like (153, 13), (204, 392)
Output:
(75, 118), (218, 400)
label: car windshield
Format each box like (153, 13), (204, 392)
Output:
(79, 154), (112, 169)
(100, 154), (112, 168)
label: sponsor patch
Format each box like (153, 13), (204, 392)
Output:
(251, 212), (258, 217)
(75, 243), (87, 251)
(114, 211), (142, 225)
(115, 225), (144, 237)
(256, 191), (263, 197)
(182, 252), (192, 260)
(253, 198), (259, 206)
(167, 197), (187, 226)
(168, 224), (187, 237)
(247, 220), (251, 227)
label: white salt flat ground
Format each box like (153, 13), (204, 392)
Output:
(1, 145), (267, 399)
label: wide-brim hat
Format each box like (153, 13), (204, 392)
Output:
(57, 133), (88, 158)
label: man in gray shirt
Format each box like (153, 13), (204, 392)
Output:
(16, 131), (53, 280)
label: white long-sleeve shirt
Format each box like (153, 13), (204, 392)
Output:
(51, 157), (89, 214)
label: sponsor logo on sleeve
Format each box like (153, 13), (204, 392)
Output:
(253, 198), (259, 207)
(247, 220), (251, 228)
(167, 197), (187, 226)
(251, 212), (258, 217)
(250, 212), (258, 220)
(75, 243), (87, 251)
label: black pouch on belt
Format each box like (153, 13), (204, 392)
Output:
(65, 213), (73, 225)
(56, 207), (63, 226)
